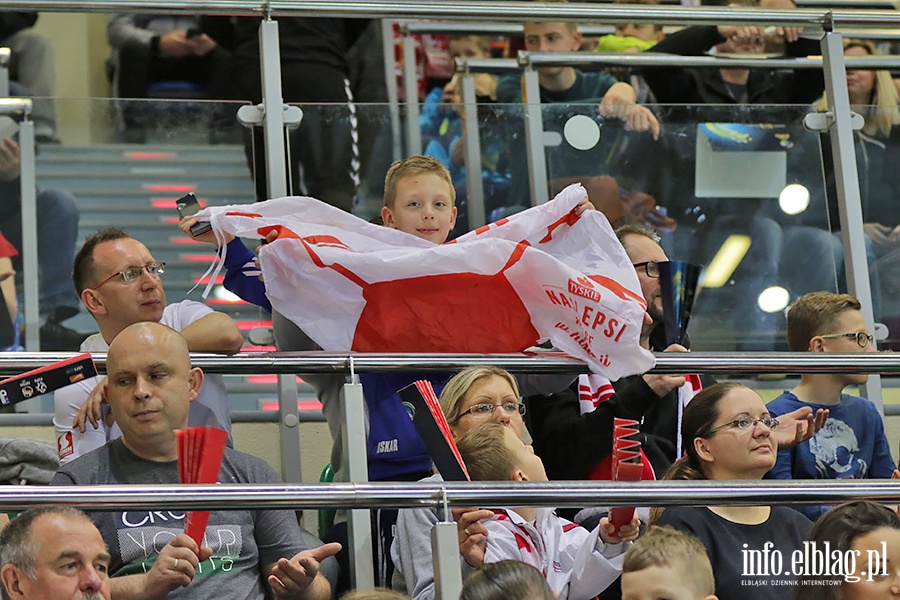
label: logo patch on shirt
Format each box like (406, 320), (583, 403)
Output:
(553, 560), (563, 572)
(376, 439), (399, 454)
(57, 432), (73, 460)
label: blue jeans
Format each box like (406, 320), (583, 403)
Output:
(0, 188), (80, 316)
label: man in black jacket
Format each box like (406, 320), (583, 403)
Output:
(643, 22), (823, 108)
(525, 223), (707, 483)
(229, 17), (370, 212)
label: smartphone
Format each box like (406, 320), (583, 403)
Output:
(185, 27), (202, 39)
(175, 193), (212, 236)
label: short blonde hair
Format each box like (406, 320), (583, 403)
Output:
(786, 291), (862, 352)
(383, 155), (455, 208)
(440, 365), (520, 427)
(456, 422), (519, 481)
(623, 526), (715, 596)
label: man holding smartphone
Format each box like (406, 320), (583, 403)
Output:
(106, 14), (234, 142)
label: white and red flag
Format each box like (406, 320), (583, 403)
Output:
(198, 184), (654, 379)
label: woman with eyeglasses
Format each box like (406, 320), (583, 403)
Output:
(651, 382), (814, 600)
(392, 365), (528, 599)
(393, 365), (632, 600)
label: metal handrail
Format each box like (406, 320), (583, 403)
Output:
(458, 53), (900, 72)
(3, 0), (900, 28)
(519, 51), (900, 69)
(2, 351), (899, 375)
(4, 480), (900, 511)
(400, 20), (900, 40)
(0, 98), (32, 116)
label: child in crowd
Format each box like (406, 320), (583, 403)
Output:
(181, 156), (591, 592)
(460, 561), (555, 600)
(621, 525), (718, 600)
(767, 292), (895, 520)
(456, 421), (639, 599)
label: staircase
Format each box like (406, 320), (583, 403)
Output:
(35, 142), (320, 412)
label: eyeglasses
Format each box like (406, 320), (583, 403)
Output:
(91, 262), (166, 290)
(818, 331), (874, 348)
(706, 416), (779, 437)
(632, 261), (664, 278)
(457, 402), (527, 419)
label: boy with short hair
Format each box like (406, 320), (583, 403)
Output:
(621, 526), (717, 600)
(766, 291), (895, 519)
(381, 156), (458, 244)
(456, 421), (638, 600)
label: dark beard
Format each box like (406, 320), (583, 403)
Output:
(648, 302), (664, 325)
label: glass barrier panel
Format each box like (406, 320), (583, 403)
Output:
(6, 95), (891, 412)
(491, 100), (846, 352)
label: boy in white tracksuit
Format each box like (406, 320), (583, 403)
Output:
(457, 422), (639, 600)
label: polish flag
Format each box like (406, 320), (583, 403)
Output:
(198, 185), (654, 379)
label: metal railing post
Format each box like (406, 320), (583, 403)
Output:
(19, 115), (39, 354)
(382, 20), (403, 161)
(815, 30), (884, 412)
(341, 375), (375, 589)
(432, 521), (463, 600)
(0, 48), (9, 96)
(522, 66), (549, 206)
(460, 72), (486, 229)
(401, 26), (422, 155)
(257, 17), (306, 482)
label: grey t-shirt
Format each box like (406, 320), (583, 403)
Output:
(52, 440), (309, 600)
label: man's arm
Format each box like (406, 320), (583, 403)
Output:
(0, 138), (21, 184)
(641, 25), (722, 104)
(107, 13), (154, 49)
(262, 543), (340, 600)
(526, 378), (661, 481)
(599, 82), (660, 140)
(179, 312), (243, 354)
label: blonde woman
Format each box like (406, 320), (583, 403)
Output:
(392, 366), (527, 600)
(814, 39), (900, 256)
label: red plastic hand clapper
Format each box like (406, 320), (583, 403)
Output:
(176, 427), (228, 547)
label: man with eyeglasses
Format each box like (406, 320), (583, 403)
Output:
(527, 224), (823, 485)
(53, 227), (243, 465)
(766, 291), (896, 520)
(526, 224), (712, 489)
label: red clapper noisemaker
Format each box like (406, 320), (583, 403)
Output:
(610, 418), (644, 536)
(398, 381), (470, 481)
(176, 427), (228, 547)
